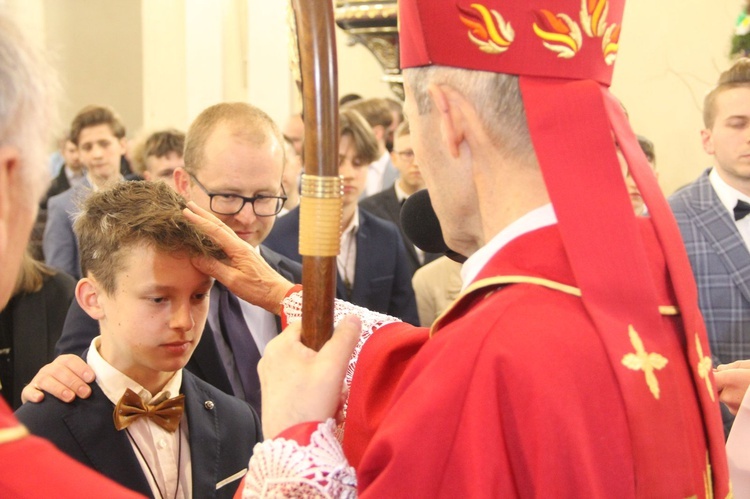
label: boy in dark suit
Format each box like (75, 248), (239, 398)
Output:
(17, 181), (261, 498)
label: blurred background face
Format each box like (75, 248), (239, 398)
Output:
(281, 139), (302, 201)
(77, 123), (126, 184)
(144, 151), (183, 189)
(62, 139), (82, 173)
(391, 132), (424, 194)
(338, 132), (368, 208)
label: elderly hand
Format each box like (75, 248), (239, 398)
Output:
(715, 360), (750, 415)
(183, 201), (295, 314)
(20, 354), (95, 404)
(259, 315), (361, 438)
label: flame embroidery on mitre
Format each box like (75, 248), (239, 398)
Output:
(532, 10), (583, 59)
(458, 3), (515, 54)
(580, 0), (608, 37)
(601, 23), (620, 65)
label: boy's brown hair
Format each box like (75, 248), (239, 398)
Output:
(70, 105), (126, 145)
(340, 109), (380, 166)
(703, 58), (750, 129)
(74, 181), (224, 294)
(343, 98), (393, 130)
(131, 129), (185, 175)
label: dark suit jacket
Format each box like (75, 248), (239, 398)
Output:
(54, 246), (302, 405)
(360, 184), (441, 274)
(0, 270), (77, 409)
(16, 369), (260, 498)
(264, 206), (419, 325)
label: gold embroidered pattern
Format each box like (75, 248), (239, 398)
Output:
(458, 3), (515, 54)
(696, 334), (715, 402)
(621, 325), (668, 399)
(532, 10), (583, 59)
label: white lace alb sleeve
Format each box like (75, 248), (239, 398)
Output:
(281, 289), (401, 403)
(242, 419), (357, 498)
(242, 290), (401, 497)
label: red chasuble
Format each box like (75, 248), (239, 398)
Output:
(344, 222), (725, 497)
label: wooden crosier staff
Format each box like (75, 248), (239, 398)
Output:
(291, 0), (340, 351)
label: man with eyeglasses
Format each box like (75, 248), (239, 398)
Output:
(31, 103), (301, 417)
(361, 120), (441, 275)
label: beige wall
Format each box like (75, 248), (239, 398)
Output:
(14, 0), (748, 196)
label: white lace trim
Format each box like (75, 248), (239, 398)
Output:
(242, 419), (357, 498)
(281, 290), (401, 428)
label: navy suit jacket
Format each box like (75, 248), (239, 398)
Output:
(359, 184), (442, 274)
(54, 246), (302, 407)
(264, 206), (419, 325)
(16, 369), (260, 498)
(669, 167), (750, 434)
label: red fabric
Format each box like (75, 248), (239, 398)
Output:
(276, 420), (322, 445)
(0, 398), (142, 498)
(343, 224), (726, 497)
(399, 0), (624, 85)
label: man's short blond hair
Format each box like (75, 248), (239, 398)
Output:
(703, 58), (750, 129)
(184, 102), (284, 175)
(74, 181), (224, 295)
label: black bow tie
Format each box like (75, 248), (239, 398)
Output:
(735, 200), (750, 221)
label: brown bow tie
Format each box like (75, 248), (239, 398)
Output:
(113, 388), (185, 433)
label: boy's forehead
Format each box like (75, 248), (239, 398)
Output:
(78, 123), (119, 143)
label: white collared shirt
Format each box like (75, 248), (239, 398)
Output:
(461, 204), (558, 290)
(87, 337), (193, 499)
(709, 168), (750, 249)
(64, 165), (85, 189)
(364, 151), (391, 197)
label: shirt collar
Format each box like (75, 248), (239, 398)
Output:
(461, 203), (557, 290)
(393, 182), (410, 203)
(709, 167), (750, 214)
(86, 336), (183, 405)
(341, 207), (360, 237)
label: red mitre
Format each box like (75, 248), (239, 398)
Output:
(399, 1), (729, 496)
(400, 0), (622, 84)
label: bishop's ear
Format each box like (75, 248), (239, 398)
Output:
(426, 83), (472, 159)
(75, 278), (105, 321)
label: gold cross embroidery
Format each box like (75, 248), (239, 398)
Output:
(621, 325), (668, 399)
(695, 334), (715, 402)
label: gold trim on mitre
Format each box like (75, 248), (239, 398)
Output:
(430, 275), (680, 336)
(0, 424), (29, 445)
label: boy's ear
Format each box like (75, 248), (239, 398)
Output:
(173, 167), (191, 199)
(76, 278), (105, 320)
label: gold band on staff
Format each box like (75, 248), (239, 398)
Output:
(299, 174), (343, 257)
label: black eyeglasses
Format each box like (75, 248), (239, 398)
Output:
(188, 173), (287, 217)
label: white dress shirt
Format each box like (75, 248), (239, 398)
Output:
(338, 209), (360, 294)
(364, 151), (391, 197)
(87, 337), (193, 499)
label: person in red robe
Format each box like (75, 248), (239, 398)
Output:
(24, 0), (731, 497)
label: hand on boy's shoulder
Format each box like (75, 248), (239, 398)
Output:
(21, 354), (95, 405)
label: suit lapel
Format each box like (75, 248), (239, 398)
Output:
(689, 174), (750, 303)
(182, 374), (219, 498)
(62, 384), (153, 497)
